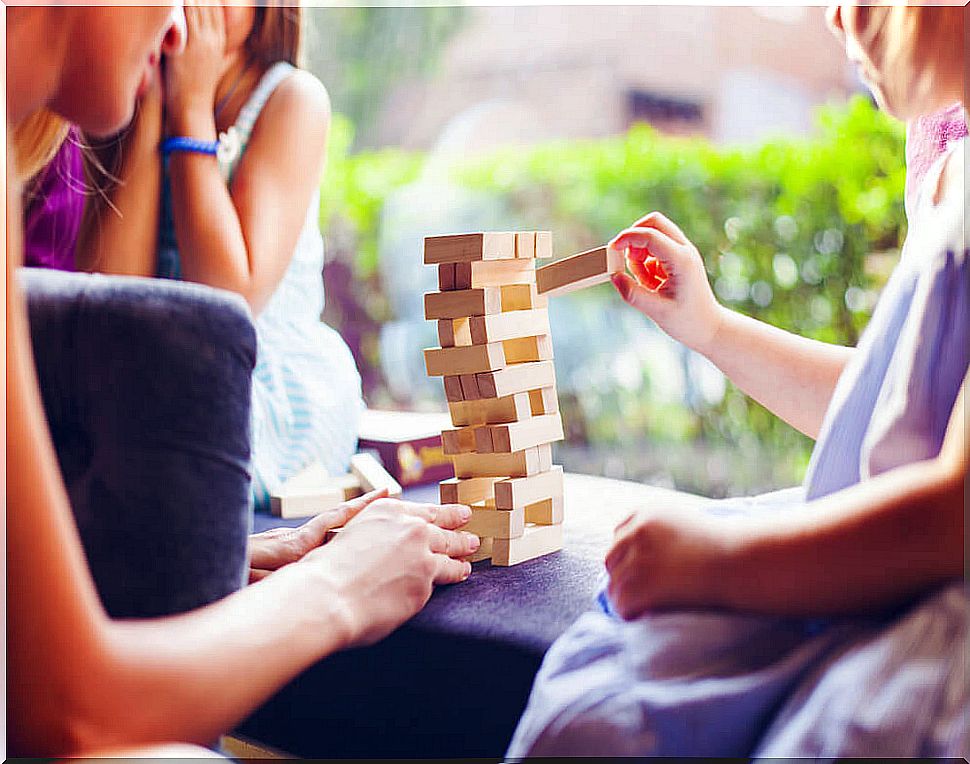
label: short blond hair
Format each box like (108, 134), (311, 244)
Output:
(12, 109), (70, 184)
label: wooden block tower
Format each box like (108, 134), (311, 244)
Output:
(424, 231), (565, 566)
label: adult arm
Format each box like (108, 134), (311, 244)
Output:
(606, 371), (966, 619)
(611, 212), (853, 438)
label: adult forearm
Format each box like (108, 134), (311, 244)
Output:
(701, 307), (853, 438)
(720, 458), (964, 617)
(68, 562), (351, 752)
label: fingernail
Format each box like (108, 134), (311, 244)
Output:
(465, 532), (481, 550)
(462, 562), (472, 579)
(459, 505), (472, 521)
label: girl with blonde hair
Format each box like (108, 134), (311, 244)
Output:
(508, 4), (967, 758)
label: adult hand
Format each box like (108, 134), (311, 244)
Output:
(609, 211), (726, 355)
(247, 489), (389, 583)
(605, 503), (738, 619)
(163, 0), (226, 125)
(299, 498), (480, 648)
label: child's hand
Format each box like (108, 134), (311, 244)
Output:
(609, 212), (725, 355)
(605, 503), (737, 619)
(163, 0), (227, 124)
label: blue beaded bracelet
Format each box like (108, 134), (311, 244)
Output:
(160, 136), (219, 157)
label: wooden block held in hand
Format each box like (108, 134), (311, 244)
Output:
(424, 288), (502, 320)
(451, 444), (552, 478)
(536, 246), (625, 297)
(478, 413), (563, 453)
(448, 393), (532, 426)
(443, 376), (465, 402)
(501, 283), (547, 312)
(503, 334), (554, 364)
(535, 231), (553, 260)
(524, 494), (564, 524)
(424, 232), (516, 264)
(441, 426), (480, 455)
(438, 263), (456, 291)
(477, 361), (556, 399)
(461, 505), (525, 539)
(492, 523), (563, 566)
(529, 386), (559, 415)
(454, 259), (536, 289)
(439, 476), (499, 505)
(424, 343), (506, 376)
(515, 231), (536, 259)
(494, 465), (564, 509)
(350, 452), (403, 498)
(469, 309), (550, 345)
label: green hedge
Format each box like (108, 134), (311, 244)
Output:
(320, 97), (907, 485)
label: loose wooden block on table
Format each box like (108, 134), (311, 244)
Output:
(524, 495), (564, 525)
(529, 386), (559, 416)
(424, 288), (501, 320)
(475, 360), (556, 399)
(270, 472), (362, 519)
(492, 523), (564, 566)
(494, 465), (564, 509)
(536, 246), (626, 297)
(424, 343), (506, 376)
(454, 259), (536, 290)
(441, 425), (480, 455)
(502, 334), (553, 364)
(350, 452), (402, 498)
(461, 505), (525, 540)
(451, 443), (552, 478)
(448, 393), (531, 426)
(477, 413), (564, 453)
(424, 232), (516, 264)
(468, 309), (550, 345)
(439, 475), (499, 505)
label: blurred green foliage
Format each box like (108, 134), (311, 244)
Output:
(320, 97), (907, 488)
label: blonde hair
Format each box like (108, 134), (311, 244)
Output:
(845, 5), (964, 116)
(12, 109), (70, 184)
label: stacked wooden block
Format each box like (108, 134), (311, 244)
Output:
(424, 232), (565, 566)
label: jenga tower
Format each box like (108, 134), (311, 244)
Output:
(424, 232), (565, 566)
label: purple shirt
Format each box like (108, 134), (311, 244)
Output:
(22, 127), (84, 271)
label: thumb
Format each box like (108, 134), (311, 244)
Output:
(612, 273), (665, 318)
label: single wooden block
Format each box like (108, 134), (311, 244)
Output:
(452, 318), (473, 346)
(461, 505), (525, 540)
(439, 476), (499, 505)
(492, 523), (563, 566)
(270, 470), (363, 519)
(536, 246), (626, 297)
(503, 334), (554, 364)
(441, 426), (480, 455)
(469, 309), (550, 345)
(438, 263), (456, 291)
(451, 444), (552, 478)
(443, 376), (465, 402)
(501, 283), (547, 312)
(437, 319), (456, 348)
(459, 373), (481, 400)
(350, 452), (403, 498)
(524, 495), (564, 525)
(454, 259), (536, 290)
(478, 413), (563, 453)
(494, 465), (564, 509)
(424, 232), (516, 264)
(462, 535), (494, 563)
(535, 231), (553, 260)
(448, 393), (532, 426)
(515, 231), (536, 259)
(424, 343), (506, 376)
(529, 386), (560, 415)
(476, 360), (556, 399)
(424, 288), (502, 320)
